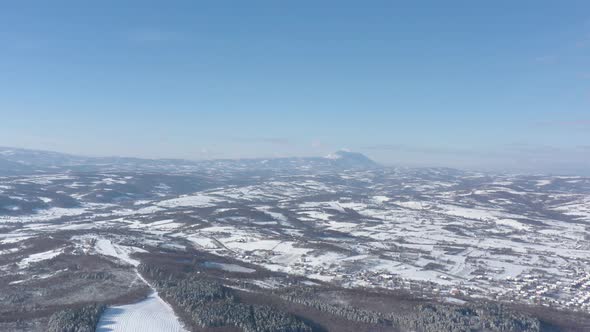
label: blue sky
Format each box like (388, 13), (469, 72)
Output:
(1, 1), (589, 173)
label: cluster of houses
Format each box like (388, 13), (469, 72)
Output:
(224, 236), (590, 314)
(490, 272), (590, 312)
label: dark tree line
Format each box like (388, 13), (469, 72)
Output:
(47, 304), (105, 332)
(277, 286), (541, 332)
(388, 302), (541, 332)
(278, 287), (386, 324)
(139, 264), (311, 332)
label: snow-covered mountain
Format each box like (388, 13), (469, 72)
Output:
(323, 150), (379, 169)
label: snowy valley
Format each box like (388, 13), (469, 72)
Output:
(0, 148), (589, 331)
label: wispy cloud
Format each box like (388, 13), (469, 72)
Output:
(363, 144), (486, 157)
(311, 140), (322, 148)
(234, 137), (293, 146)
(534, 119), (590, 129)
(502, 143), (564, 155)
(364, 143), (589, 174)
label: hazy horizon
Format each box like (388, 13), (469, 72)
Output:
(2, 144), (590, 177)
(1, 1), (589, 174)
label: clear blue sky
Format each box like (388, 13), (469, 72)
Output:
(1, 1), (589, 173)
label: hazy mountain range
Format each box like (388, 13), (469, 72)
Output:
(0, 147), (379, 176)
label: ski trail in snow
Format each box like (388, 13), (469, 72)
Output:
(96, 291), (186, 332)
(96, 269), (188, 332)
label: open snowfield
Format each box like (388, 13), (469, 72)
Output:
(203, 261), (256, 273)
(18, 247), (63, 268)
(70, 235), (148, 266)
(156, 194), (221, 208)
(96, 292), (187, 332)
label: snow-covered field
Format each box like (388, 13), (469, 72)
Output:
(1, 168), (589, 313)
(203, 261), (256, 273)
(96, 292), (187, 332)
(18, 248), (64, 268)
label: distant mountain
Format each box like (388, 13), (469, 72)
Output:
(196, 151), (379, 171)
(0, 147), (379, 175)
(0, 147), (88, 170)
(323, 150), (379, 169)
(0, 147), (201, 175)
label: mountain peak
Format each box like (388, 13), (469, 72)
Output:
(324, 150), (378, 168)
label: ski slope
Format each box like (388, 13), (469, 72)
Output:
(96, 292), (187, 332)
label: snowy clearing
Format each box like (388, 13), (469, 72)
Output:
(96, 292), (187, 332)
(18, 247), (63, 268)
